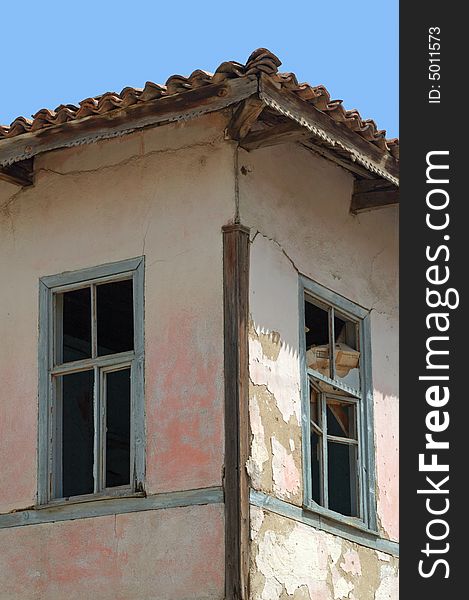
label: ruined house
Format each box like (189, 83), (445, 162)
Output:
(0, 49), (399, 599)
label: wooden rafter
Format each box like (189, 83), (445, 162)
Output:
(259, 74), (399, 183)
(351, 178), (399, 214)
(225, 97), (264, 141)
(0, 158), (34, 187)
(240, 121), (306, 151)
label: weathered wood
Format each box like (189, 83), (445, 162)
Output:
(0, 78), (258, 168)
(303, 140), (374, 179)
(226, 97), (264, 141)
(0, 486), (224, 530)
(0, 157), (34, 186)
(240, 121), (306, 150)
(259, 74), (399, 183)
(223, 223), (250, 600)
(351, 178), (399, 213)
(354, 178), (396, 194)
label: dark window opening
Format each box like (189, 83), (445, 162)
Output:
(305, 298), (329, 348)
(52, 276), (135, 500)
(105, 368), (131, 488)
(61, 370), (94, 497)
(328, 441), (358, 517)
(97, 279), (134, 356)
(304, 296), (360, 387)
(305, 290), (363, 520)
(59, 287), (92, 363)
(326, 399), (357, 440)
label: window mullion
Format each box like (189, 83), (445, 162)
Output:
(321, 392), (329, 509)
(93, 365), (102, 493)
(91, 284), (97, 359)
(54, 376), (63, 499)
(357, 397), (366, 522)
(328, 307), (335, 380)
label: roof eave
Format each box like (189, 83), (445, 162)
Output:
(0, 76), (258, 169)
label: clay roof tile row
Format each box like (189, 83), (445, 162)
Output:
(0, 49), (399, 160)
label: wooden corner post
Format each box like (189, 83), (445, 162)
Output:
(223, 223), (251, 600)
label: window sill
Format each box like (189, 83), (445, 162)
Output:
(1, 487), (224, 530)
(35, 489), (145, 510)
(250, 490), (398, 557)
(302, 501), (378, 537)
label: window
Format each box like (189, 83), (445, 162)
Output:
(38, 258), (145, 505)
(300, 276), (376, 530)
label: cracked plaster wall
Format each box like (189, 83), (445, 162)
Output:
(0, 112), (233, 599)
(240, 143), (398, 598)
(250, 507), (398, 600)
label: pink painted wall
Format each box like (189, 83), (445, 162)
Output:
(0, 504), (224, 600)
(0, 112), (234, 599)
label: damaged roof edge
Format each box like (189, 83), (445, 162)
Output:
(0, 77), (258, 168)
(0, 48), (399, 184)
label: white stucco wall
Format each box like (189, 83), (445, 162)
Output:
(239, 142), (399, 599)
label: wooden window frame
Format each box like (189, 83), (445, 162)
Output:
(37, 257), (145, 506)
(299, 275), (377, 532)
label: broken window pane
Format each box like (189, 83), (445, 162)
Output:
(333, 312), (360, 390)
(97, 279), (134, 356)
(326, 398), (357, 440)
(60, 370), (94, 497)
(58, 287), (92, 363)
(327, 441), (359, 517)
(105, 368), (131, 488)
(304, 297), (331, 378)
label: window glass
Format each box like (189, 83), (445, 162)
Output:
(60, 370), (94, 497)
(303, 285), (371, 524)
(326, 399), (357, 440)
(327, 441), (359, 517)
(105, 368), (131, 488)
(97, 280), (134, 356)
(58, 287), (92, 363)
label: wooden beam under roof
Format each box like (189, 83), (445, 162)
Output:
(0, 77), (258, 169)
(259, 74), (399, 184)
(351, 178), (399, 214)
(225, 97), (264, 141)
(239, 121), (305, 150)
(0, 158), (34, 187)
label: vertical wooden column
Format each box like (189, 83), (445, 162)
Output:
(223, 223), (250, 600)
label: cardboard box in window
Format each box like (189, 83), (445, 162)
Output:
(306, 343), (360, 377)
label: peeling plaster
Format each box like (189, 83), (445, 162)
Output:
(246, 189), (398, 597)
(374, 564), (399, 600)
(340, 550), (362, 577)
(251, 508), (399, 600)
(249, 325), (301, 425)
(246, 390), (270, 491)
(374, 390), (399, 541)
(247, 380), (302, 505)
(271, 437), (300, 501)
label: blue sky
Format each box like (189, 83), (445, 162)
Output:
(1, 1), (398, 137)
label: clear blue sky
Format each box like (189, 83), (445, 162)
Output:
(1, 1), (398, 138)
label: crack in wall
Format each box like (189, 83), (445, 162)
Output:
(249, 229), (300, 273)
(34, 137), (224, 179)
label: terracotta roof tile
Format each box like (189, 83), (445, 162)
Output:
(0, 48), (398, 157)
